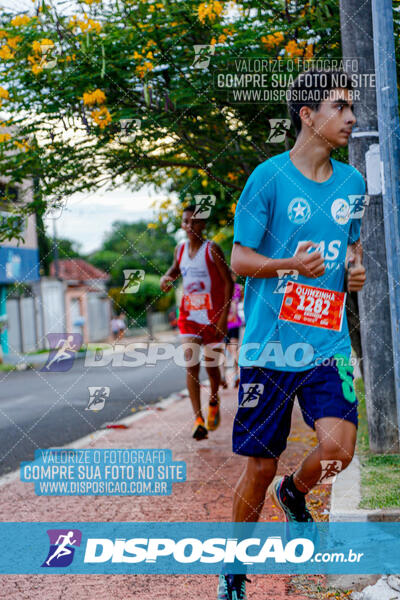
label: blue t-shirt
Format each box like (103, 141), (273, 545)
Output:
(233, 150), (366, 372)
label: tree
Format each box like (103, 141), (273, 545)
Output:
(0, 0), (346, 243)
(109, 273), (175, 335)
(89, 220), (176, 285)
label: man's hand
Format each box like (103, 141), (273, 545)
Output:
(346, 256), (366, 292)
(291, 241), (325, 278)
(160, 275), (174, 292)
(346, 240), (366, 292)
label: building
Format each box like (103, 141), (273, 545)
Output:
(49, 258), (111, 344)
(0, 179), (40, 356)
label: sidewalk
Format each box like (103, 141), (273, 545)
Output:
(0, 375), (341, 599)
(1, 329), (180, 368)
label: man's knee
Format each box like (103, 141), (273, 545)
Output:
(246, 456), (278, 485)
(319, 439), (355, 469)
(187, 363), (200, 377)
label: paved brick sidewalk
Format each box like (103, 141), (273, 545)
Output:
(0, 378), (336, 599)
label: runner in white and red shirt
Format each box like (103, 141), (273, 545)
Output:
(160, 205), (233, 440)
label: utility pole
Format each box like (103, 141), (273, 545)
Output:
(340, 0), (399, 452)
(371, 0), (400, 444)
(52, 218), (60, 279)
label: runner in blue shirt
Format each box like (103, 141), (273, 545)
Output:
(218, 69), (367, 600)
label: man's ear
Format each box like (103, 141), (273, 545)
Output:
(299, 105), (313, 129)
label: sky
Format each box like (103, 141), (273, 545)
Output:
(43, 184), (173, 254)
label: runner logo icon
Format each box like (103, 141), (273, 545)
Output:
(274, 269), (299, 294)
(42, 529), (82, 567)
(86, 386), (110, 411)
(42, 333), (82, 372)
(240, 383), (264, 408)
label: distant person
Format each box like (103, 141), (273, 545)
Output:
(220, 271), (243, 388)
(160, 205), (233, 441)
(117, 313), (127, 340)
(111, 315), (120, 341)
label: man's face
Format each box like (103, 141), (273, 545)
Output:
(308, 88), (356, 149)
(181, 210), (206, 239)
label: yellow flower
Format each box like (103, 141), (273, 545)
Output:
(0, 31), (7, 39)
(32, 38), (54, 56)
(91, 106), (112, 128)
(230, 202), (236, 215)
(0, 133), (11, 142)
(147, 222), (157, 229)
(285, 39), (303, 58)
(0, 87), (9, 99)
(32, 64), (43, 75)
(14, 139), (29, 151)
(213, 231), (225, 243)
(69, 15), (101, 34)
(201, 178), (208, 187)
(40, 38), (54, 47)
(227, 172), (238, 181)
(197, 1), (224, 24)
(0, 45), (14, 60)
(149, 4), (155, 11)
(262, 31), (284, 49)
(10, 15), (31, 27)
(133, 50), (142, 60)
(304, 43), (313, 60)
(7, 36), (22, 49)
(83, 88), (106, 105)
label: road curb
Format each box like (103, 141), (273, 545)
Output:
(330, 454), (400, 522)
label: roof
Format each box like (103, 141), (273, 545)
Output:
(50, 259), (109, 282)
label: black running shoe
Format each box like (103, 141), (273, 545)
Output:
(217, 574), (250, 600)
(268, 475), (314, 522)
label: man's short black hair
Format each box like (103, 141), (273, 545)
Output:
(182, 204), (197, 213)
(287, 69), (353, 136)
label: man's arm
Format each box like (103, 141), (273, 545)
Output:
(160, 245), (181, 292)
(231, 241), (325, 279)
(345, 239), (366, 292)
(210, 242), (234, 335)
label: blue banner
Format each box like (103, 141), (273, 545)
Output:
(0, 246), (39, 283)
(1, 522), (400, 574)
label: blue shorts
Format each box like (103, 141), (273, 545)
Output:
(232, 356), (358, 459)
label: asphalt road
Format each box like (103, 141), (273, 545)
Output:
(0, 352), (191, 476)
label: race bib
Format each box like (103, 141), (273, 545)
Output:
(183, 292), (212, 311)
(278, 282), (346, 332)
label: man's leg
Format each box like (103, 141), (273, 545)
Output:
(204, 343), (224, 431)
(233, 456), (278, 521)
(180, 335), (202, 417)
(293, 417), (356, 492)
(204, 343), (223, 402)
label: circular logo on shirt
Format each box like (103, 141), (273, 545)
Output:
(287, 198), (311, 224)
(331, 198), (350, 224)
